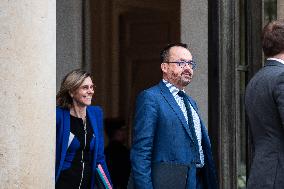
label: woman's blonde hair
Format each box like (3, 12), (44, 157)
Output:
(56, 69), (92, 109)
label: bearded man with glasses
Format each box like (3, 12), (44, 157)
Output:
(129, 43), (218, 189)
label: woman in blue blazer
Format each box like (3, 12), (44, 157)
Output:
(56, 69), (112, 189)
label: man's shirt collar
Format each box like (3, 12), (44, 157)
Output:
(162, 79), (185, 96)
(267, 58), (284, 64)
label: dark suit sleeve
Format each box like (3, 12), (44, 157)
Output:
(274, 72), (284, 128)
(130, 90), (158, 189)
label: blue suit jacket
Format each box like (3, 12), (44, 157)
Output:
(56, 106), (111, 188)
(130, 81), (218, 189)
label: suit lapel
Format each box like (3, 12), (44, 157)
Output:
(87, 107), (99, 156)
(158, 81), (195, 143)
(187, 96), (209, 142)
(188, 97), (212, 152)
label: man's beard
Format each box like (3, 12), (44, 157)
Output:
(169, 71), (191, 87)
(179, 77), (191, 87)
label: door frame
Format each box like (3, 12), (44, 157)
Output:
(208, 0), (263, 188)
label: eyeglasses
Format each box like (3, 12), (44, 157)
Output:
(165, 60), (197, 70)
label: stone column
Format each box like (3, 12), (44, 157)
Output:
(57, 0), (83, 92)
(0, 1), (55, 188)
(181, 0), (208, 126)
(278, 0), (284, 19)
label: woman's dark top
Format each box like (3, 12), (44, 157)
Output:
(56, 114), (95, 189)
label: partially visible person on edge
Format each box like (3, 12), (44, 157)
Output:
(56, 69), (112, 189)
(245, 20), (284, 188)
(104, 118), (131, 189)
(129, 43), (218, 189)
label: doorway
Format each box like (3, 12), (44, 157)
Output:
(119, 9), (180, 143)
(90, 0), (180, 145)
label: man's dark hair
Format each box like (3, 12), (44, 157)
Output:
(262, 20), (284, 57)
(160, 43), (188, 63)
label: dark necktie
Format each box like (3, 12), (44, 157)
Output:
(178, 91), (195, 128)
(178, 91), (201, 164)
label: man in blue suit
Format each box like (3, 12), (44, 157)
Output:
(130, 43), (218, 189)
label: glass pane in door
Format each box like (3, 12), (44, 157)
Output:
(264, 0), (277, 23)
(237, 0), (248, 188)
